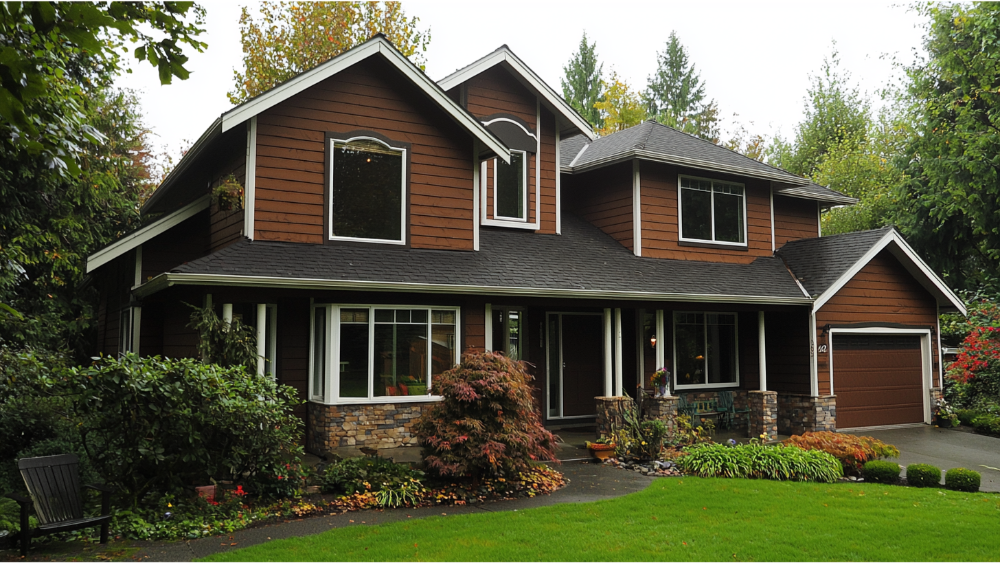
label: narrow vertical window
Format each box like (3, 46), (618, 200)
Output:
(118, 308), (133, 355)
(340, 308), (370, 398)
(312, 307), (326, 399)
(495, 151), (527, 220)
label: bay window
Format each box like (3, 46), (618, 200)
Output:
(310, 305), (460, 403)
(679, 176), (746, 245)
(673, 312), (738, 388)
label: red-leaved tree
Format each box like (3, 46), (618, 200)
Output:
(414, 351), (558, 479)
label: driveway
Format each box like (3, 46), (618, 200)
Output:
(849, 425), (1000, 492)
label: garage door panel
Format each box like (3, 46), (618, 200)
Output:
(833, 334), (924, 429)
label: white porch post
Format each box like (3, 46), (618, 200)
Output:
(222, 303), (233, 324)
(484, 303), (492, 351)
(614, 308), (623, 396)
(656, 309), (668, 396)
(603, 308), (613, 396)
(809, 310), (819, 396)
(758, 311), (767, 391)
(256, 303), (267, 375)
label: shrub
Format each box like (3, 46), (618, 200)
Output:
(677, 443), (843, 483)
(321, 457), (423, 495)
(970, 413), (1000, 436)
(905, 463), (942, 487)
(782, 431), (899, 476)
(187, 305), (259, 371)
(67, 354), (305, 505)
(414, 351), (558, 479)
(945, 468), (981, 492)
(956, 409), (979, 426)
(862, 460), (900, 484)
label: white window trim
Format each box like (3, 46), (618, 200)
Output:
(328, 136), (407, 245)
(257, 303), (277, 377)
(672, 311), (741, 390)
(492, 149), (529, 222)
(309, 303), (460, 405)
(491, 306), (526, 360)
(677, 174), (749, 248)
(826, 327), (932, 424)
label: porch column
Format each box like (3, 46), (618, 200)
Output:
(222, 303), (233, 323)
(484, 303), (492, 351)
(614, 308), (623, 396)
(758, 311), (767, 391)
(603, 308), (613, 396)
(656, 310), (667, 396)
(257, 303), (267, 375)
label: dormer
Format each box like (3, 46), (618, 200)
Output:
(439, 46), (596, 235)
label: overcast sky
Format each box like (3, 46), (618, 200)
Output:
(115, 1), (927, 160)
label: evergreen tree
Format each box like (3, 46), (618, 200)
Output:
(644, 31), (718, 141)
(560, 31), (603, 129)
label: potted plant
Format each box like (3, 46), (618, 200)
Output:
(585, 437), (617, 461)
(651, 367), (670, 397)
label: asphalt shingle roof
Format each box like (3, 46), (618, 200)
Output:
(776, 226), (893, 297)
(173, 214), (808, 302)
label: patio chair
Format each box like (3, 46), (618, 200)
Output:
(717, 391), (750, 430)
(6, 454), (114, 556)
(677, 394), (698, 420)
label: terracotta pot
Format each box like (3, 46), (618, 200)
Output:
(589, 447), (616, 461)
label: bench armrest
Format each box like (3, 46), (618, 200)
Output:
(5, 492), (30, 505)
(84, 483), (114, 494)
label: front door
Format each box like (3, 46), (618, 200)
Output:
(547, 313), (605, 419)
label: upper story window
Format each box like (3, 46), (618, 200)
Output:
(678, 176), (746, 246)
(495, 150), (527, 221)
(329, 137), (406, 244)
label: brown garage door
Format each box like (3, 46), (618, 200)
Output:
(833, 334), (924, 428)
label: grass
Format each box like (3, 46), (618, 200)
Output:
(201, 477), (1000, 561)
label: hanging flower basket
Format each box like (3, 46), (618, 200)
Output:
(212, 174), (244, 212)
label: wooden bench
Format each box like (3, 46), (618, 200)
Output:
(6, 454), (114, 556)
(678, 396), (721, 429)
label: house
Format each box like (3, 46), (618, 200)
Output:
(86, 35), (966, 454)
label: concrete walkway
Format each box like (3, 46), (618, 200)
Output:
(848, 425), (1000, 492)
(134, 461), (655, 561)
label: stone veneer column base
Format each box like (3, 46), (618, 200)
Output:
(307, 401), (436, 456)
(643, 396), (679, 433)
(776, 394), (837, 435)
(595, 396), (630, 440)
(748, 391), (778, 441)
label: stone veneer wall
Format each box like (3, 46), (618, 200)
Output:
(643, 396), (679, 433)
(595, 396), (630, 439)
(776, 394), (836, 436)
(307, 401), (435, 455)
(930, 387), (943, 407)
(675, 390), (750, 430)
(748, 391), (777, 440)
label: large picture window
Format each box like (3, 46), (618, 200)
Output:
(679, 176), (746, 245)
(329, 137), (406, 244)
(494, 151), (527, 220)
(673, 312), (738, 388)
(309, 305), (459, 403)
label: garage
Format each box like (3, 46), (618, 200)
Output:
(832, 334), (926, 429)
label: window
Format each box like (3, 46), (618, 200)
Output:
(494, 151), (527, 220)
(329, 137), (406, 244)
(310, 305), (460, 402)
(673, 312), (738, 388)
(679, 176), (746, 245)
(491, 307), (524, 360)
(257, 304), (277, 377)
(118, 308), (135, 355)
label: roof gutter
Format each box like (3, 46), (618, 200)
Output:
(134, 272), (816, 306)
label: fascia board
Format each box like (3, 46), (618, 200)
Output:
(87, 195), (210, 273)
(811, 231), (966, 315)
(142, 119), (221, 214)
(220, 38), (511, 163)
(438, 49), (597, 141)
(134, 271), (814, 306)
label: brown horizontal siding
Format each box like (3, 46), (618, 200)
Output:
(254, 56), (475, 250)
(638, 162), (771, 263)
(765, 310), (811, 395)
(465, 64), (536, 125)
(463, 298), (486, 352)
(142, 213), (210, 282)
(816, 250), (940, 393)
(538, 107), (557, 234)
(774, 196), (818, 247)
(565, 161), (634, 251)
(209, 151), (246, 253)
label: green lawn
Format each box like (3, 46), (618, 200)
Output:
(202, 477), (1000, 561)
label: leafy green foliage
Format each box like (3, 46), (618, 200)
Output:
(643, 31), (719, 142)
(0, 1), (206, 175)
(229, 1), (430, 104)
(320, 457), (423, 496)
(560, 31), (603, 129)
(970, 413), (1000, 437)
(414, 351), (558, 479)
(594, 70), (648, 136)
(187, 304), (259, 371)
(677, 443), (843, 482)
(782, 431), (899, 476)
(893, 3), (1000, 291)
(0, 89), (156, 358)
(944, 468), (981, 493)
(941, 292), (1000, 346)
(606, 396), (668, 460)
(65, 354), (305, 506)
(905, 464), (941, 488)
(862, 460), (900, 484)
